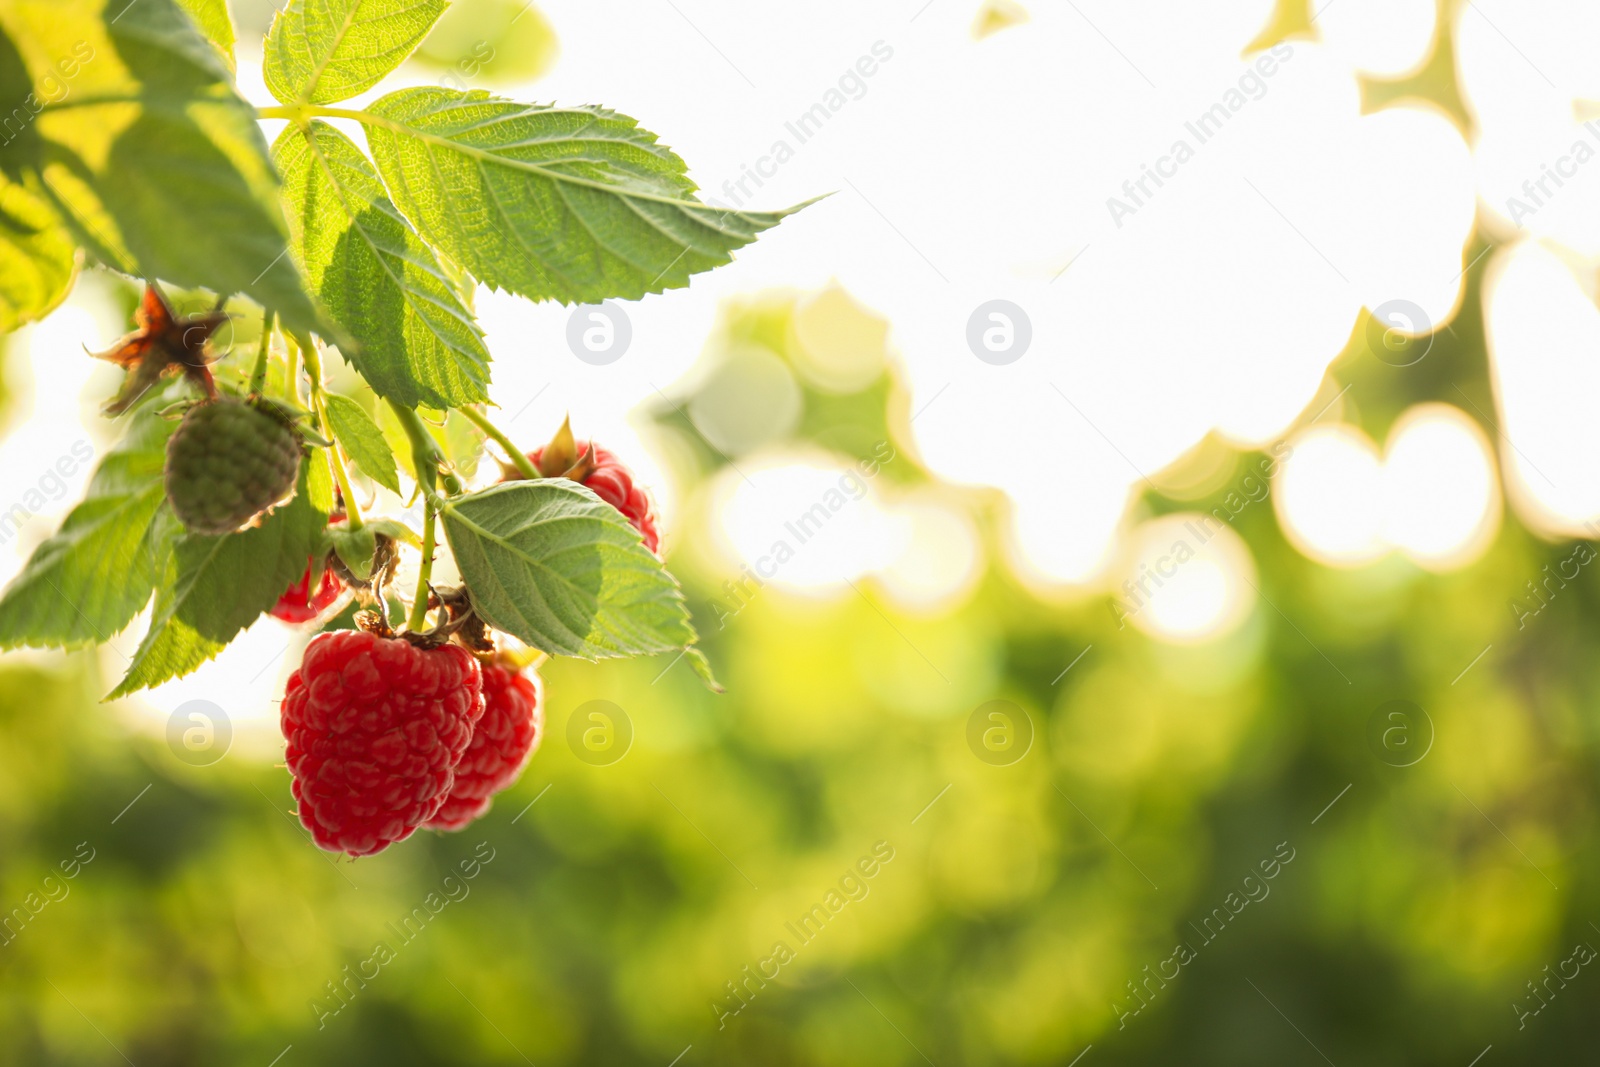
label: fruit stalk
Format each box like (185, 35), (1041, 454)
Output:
(299, 336), (364, 531)
(284, 332), (301, 407)
(387, 400), (464, 497)
(248, 310), (273, 396)
(458, 406), (540, 481)
(409, 494), (438, 633)
(388, 400), (458, 632)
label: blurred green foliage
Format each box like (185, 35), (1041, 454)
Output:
(4, 221), (1600, 1065)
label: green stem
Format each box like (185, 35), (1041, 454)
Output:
(390, 399), (451, 634)
(457, 406), (539, 480)
(248, 310), (273, 395)
(284, 333), (301, 407)
(299, 336), (365, 530)
(408, 496), (438, 633)
(388, 399), (464, 497)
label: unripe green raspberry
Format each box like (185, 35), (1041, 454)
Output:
(165, 398), (303, 536)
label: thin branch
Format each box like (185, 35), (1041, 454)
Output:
(457, 405), (539, 480)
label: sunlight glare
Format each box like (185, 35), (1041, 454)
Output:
(1275, 424), (1387, 566)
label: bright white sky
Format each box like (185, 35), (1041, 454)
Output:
(2, 0), (1598, 722)
(484, 0), (1490, 588)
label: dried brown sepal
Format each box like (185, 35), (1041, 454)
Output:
(495, 455), (525, 482)
(535, 415), (579, 477)
(449, 611), (496, 655)
(328, 532), (399, 604)
(401, 586), (492, 651)
(353, 610), (395, 638)
(92, 285), (227, 415)
(566, 441), (599, 483)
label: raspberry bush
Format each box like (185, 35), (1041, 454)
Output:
(0, 0), (803, 852)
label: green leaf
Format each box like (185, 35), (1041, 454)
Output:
(274, 121), (490, 409)
(174, 0), (236, 71)
(362, 88), (808, 305)
(326, 521), (377, 581)
(0, 0), (322, 336)
(0, 414), (177, 650)
(0, 20), (76, 333)
(108, 456), (333, 698)
(323, 391), (400, 494)
(684, 646), (723, 693)
(442, 480), (701, 660)
(0, 169), (77, 333)
(264, 0), (450, 106)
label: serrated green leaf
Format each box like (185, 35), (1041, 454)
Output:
(0, 169), (77, 333)
(108, 456), (333, 698)
(0, 414), (177, 650)
(442, 480), (702, 660)
(275, 121), (490, 408)
(322, 392), (400, 494)
(0, 0), (322, 336)
(683, 646), (723, 693)
(0, 20), (76, 333)
(304, 443), (337, 513)
(264, 0), (450, 106)
(362, 88), (807, 305)
(174, 0), (235, 71)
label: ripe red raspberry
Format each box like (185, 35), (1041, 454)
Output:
(271, 562), (344, 623)
(270, 517), (346, 624)
(281, 631), (484, 856)
(426, 661), (543, 831)
(521, 443), (660, 554)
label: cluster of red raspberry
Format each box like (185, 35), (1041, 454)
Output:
(281, 632), (543, 856)
(267, 427), (660, 857)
